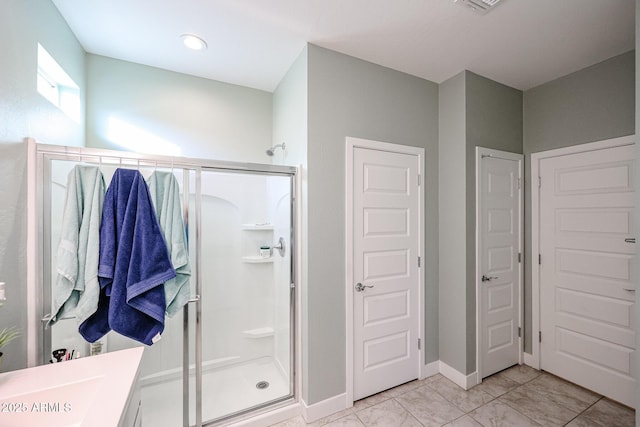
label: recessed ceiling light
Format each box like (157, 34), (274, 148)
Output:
(181, 33), (208, 51)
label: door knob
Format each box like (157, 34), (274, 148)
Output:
(355, 282), (374, 292)
(481, 275), (498, 282)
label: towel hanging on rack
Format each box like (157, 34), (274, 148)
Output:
(48, 165), (105, 327)
(147, 171), (191, 317)
(79, 168), (176, 345)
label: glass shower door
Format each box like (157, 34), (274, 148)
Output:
(198, 169), (294, 424)
(43, 157), (196, 427)
(39, 147), (296, 427)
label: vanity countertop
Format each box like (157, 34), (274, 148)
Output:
(0, 346), (144, 427)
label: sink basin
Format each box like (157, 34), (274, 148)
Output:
(0, 347), (144, 427)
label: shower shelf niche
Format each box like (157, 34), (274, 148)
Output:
(242, 224), (274, 230)
(242, 256), (274, 263)
(241, 327), (274, 338)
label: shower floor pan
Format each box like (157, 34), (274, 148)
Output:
(141, 356), (290, 426)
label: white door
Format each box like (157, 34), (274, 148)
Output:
(540, 144), (635, 408)
(478, 150), (522, 378)
(352, 146), (420, 400)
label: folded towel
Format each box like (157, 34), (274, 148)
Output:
(147, 171), (191, 317)
(49, 166), (105, 327)
(79, 168), (175, 345)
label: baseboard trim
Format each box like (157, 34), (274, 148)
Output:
(523, 352), (538, 369)
(439, 361), (478, 390)
(422, 360), (440, 379)
(229, 402), (301, 427)
(301, 393), (348, 423)
(298, 360), (488, 424)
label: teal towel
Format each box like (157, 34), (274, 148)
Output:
(49, 165), (105, 327)
(148, 171), (191, 317)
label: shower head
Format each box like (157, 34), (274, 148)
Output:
(266, 142), (286, 156)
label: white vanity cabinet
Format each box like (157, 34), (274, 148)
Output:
(0, 347), (144, 426)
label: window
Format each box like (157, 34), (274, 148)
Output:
(37, 44), (81, 123)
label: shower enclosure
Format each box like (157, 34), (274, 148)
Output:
(32, 142), (297, 426)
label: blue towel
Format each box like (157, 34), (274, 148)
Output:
(79, 168), (175, 345)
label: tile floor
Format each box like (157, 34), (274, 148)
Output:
(270, 365), (635, 427)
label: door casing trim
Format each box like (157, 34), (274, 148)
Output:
(529, 134), (635, 370)
(345, 137), (425, 405)
(475, 147), (524, 384)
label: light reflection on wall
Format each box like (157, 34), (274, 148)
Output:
(105, 116), (181, 156)
(37, 43), (81, 124)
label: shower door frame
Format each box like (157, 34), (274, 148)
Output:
(195, 165), (298, 426)
(29, 140), (298, 427)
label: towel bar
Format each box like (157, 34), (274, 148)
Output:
(42, 296), (200, 323)
(41, 313), (76, 323)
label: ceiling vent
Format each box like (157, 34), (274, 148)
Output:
(456, 0), (504, 14)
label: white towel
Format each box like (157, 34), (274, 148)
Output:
(147, 171), (192, 317)
(49, 165), (105, 326)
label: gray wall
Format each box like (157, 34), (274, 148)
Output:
(0, 0), (86, 372)
(86, 54), (273, 162)
(466, 72), (524, 153)
(523, 50), (635, 352)
(272, 47), (309, 398)
(438, 71), (523, 375)
(306, 44), (439, 404)
(438, 72), (468, 374)
(524, 51), (634, 153)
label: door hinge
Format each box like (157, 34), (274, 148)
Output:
(418, 256), (421, 268)
(418, 338), (421, 350)
(418, 174), (421, 186)
(538, 254), (542, 265)
(538, 176), (541, 189)
(518, 327), (521, 338)
(539, 331), (542, 343)
(518, 253), (522, 263)
(517, 178), (521, 190)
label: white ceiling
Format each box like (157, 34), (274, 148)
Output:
(52, 0), (635, 92)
